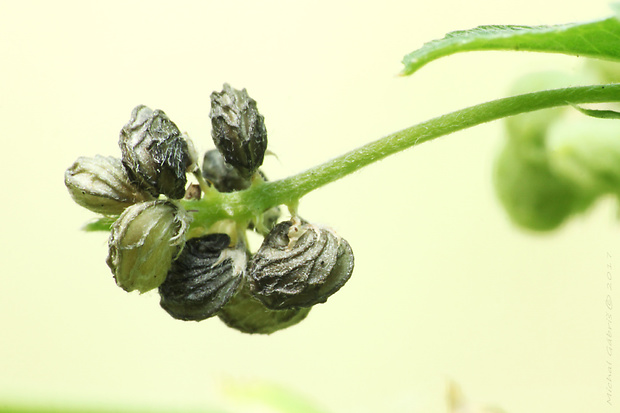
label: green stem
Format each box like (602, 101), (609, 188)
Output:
(184, 84), (620, 228)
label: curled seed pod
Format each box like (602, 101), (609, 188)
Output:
(119, 105), (192, 199)
(248, 218), (354, 310)
(158, 233), (246, 321)
(202, 149), (251, 192)
(209, 84), (267, 177)
(106, 200), (190, 293)
(218, 280), (310, 334)
(65, 155), (154, 215)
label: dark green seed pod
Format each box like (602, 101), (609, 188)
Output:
(159, 233), (245, 321)
(106, 200), (191, 293)
(218, 280), (310, 334)
(119, 105), (192, 199)
(209, 84), (267, 177)
(202, 149), (251, 192)
(65, 155), (154, 215)
(248, 218), (354, 310)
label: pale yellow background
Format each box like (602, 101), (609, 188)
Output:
(0, 1), (618, 412)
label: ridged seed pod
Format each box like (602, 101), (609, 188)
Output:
(119, 105), (192, 199)
(218, 280), (310, 334)
(209, 84), (267, 177)
(64, 155), (154, 215)
(248, 218), (354, 309)
(106, 200), (190, 293)
(159, 233), (245, 321)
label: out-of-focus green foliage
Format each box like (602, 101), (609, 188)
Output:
(494, 63), (620, 231)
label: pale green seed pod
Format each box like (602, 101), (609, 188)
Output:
(217, 280), (310, 334)
(106, 200), (191, 293)
(493, 142), (579, 231)
(248, 218), (354, 309)
(209, 84), (267, 177)
(119, 105), (193, 199)
(65, 155), (154, 215)
(548, 118), (620, 195)
(159, 233), (245, 321)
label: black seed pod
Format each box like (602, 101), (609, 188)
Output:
(218, 280), (310, 334)
(119, 105), (192, 199)
(159, 233), (245, 321)
(209, 84), (267, 177)
(202, 149), (252, 192)
(248, 218), (354, 309)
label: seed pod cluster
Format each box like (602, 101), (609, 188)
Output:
(65, 84), (355, 334)
(209, 216), (354, 334)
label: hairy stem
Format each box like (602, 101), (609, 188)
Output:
(184, 84), (620, 228)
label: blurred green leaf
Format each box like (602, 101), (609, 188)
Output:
(0, 405), (230, 413)
(401, 15), (620, 76)
(223, 380), (330, 413)
(82, 216), (116, 232)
